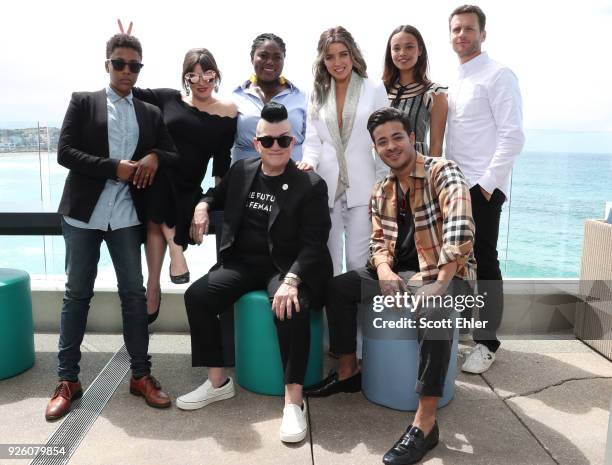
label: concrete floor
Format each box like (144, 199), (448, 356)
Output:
(1, 334), (611, 465)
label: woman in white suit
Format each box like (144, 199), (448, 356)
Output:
(298, 26), (388, 275)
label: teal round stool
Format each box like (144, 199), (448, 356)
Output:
(234, 290), (324, 395)
(0, 269), (35, 379)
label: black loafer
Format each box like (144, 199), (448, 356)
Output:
(383, 421), (439, 465)
(169, 265), (190, 284)
(304, 371), (361, 397)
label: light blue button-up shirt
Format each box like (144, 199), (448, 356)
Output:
(64, 86), (141, 231)
(231, 81), (307, 162)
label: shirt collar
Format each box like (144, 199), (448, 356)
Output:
(458, 51), (489, 77)
(106, 85), (134, 105)
(409, 152), (426, 179)
(236, 79), (299, 95)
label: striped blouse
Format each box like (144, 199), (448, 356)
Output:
(387, 81), (447, 156)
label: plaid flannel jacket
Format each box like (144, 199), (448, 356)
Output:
(368, 153), (477, 282)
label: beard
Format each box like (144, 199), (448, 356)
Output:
(455, 41), (480, 58)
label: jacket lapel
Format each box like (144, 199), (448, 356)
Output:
(132, 98), (145, 160)
(268, 160), (295, 230)
(96, 89), (110, 158)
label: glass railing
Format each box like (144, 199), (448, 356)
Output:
(1, 123), (612, 280)
(0, 123), (218, 281)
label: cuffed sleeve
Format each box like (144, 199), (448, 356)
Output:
(477, 68), (524, 194)
(433, 161), (475, 271)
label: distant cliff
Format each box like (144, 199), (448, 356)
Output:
(0, 127), (60, 152)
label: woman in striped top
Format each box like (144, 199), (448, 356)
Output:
(383, 25), (448, 156)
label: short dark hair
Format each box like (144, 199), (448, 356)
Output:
(250, 33), (286, 60)
(367, 107), (413, 141)
(449, 4), (486, 31)
(106, 33), (142, 59)
(182, 48), (221, 91)
(261, 102), (288, 123)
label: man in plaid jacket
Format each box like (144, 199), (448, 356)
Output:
(306, 107), (477, 465)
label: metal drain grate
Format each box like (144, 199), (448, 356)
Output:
(30, 345), (131, 465)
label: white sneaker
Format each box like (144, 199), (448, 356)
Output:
(461, 344), (496, 374)
(176, 378), (235, 410)
(280, 403), (308, 443)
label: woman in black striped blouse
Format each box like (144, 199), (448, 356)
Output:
(382, 25), (448, 156)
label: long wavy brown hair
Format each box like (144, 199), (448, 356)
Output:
(382, 25), (431, 91)
(310, 26), (368, 115)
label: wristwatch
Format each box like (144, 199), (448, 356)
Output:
(283, 273), (301, 288)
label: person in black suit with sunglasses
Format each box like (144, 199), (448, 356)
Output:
(178, 102), (332, 443)
(46, 33), (177, 421)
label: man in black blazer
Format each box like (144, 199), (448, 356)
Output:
(46, 33), (176, 421)
(178, 102), (332, 443)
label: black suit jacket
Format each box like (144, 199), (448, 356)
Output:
(201, 158), (333, 306)
(57, 89), (177, 223)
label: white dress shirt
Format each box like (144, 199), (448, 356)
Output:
(446, 52), (525, 197)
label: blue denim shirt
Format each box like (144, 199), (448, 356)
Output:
(231, 80), (307, 162)
(64, 86), (141, 231)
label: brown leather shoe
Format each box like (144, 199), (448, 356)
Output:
(45, 380), (83, 421)
(129, 375), (171, 408)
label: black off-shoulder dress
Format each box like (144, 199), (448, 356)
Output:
(133, 87), (237, 248)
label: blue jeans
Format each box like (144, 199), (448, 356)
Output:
(58, 219), (151, 381)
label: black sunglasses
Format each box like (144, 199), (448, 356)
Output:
(256, 135), (293, 148)
(106, 59), (144, 73)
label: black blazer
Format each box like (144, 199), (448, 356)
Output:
(57, 89), (177, 223)
(201, 158), (333, 306)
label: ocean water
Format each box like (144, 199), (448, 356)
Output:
(0, 151), (610, 279)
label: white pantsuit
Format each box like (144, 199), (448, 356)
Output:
(302, 78), (389, 275)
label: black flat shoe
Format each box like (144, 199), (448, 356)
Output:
(169, 265), (190, 284)
(383, 421), (439, 465)
(304, 371), (361, 397)
(148, 291), (161, 324)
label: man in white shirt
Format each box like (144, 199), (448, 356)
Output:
(446, 4), (525, 374)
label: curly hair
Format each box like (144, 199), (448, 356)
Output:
(106, 33), (142, 59)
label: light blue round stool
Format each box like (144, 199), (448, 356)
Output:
(234, 290), (324, 396)
(362, 325), (459, 411)
(0, 269), (35, 379)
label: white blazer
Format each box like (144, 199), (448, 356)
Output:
(302, 78), (390, 209)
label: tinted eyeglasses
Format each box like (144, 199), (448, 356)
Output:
(256, 135), (293, 149)
(106, 59), (144, 73)
(185, 71), (216, 85)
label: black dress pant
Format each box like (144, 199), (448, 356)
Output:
(326, 267), (468, 397)
(470, 185), (506, 353)
(184, 259), (311, 385)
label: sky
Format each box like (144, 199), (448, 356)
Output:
(1, 0), (612, 150)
